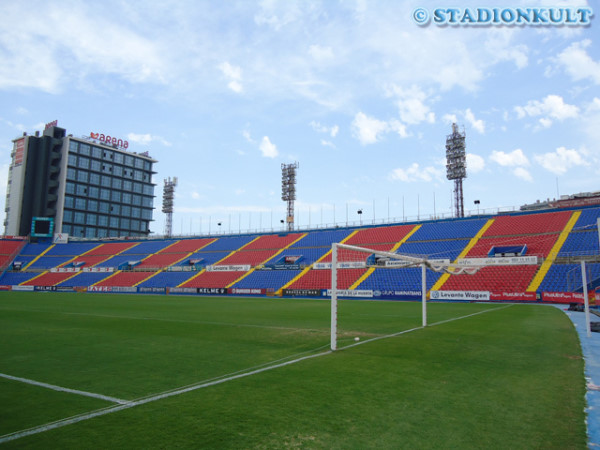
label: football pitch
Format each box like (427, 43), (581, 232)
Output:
(0, 292), (587, 448)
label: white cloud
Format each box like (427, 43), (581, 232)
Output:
(514, 94), (579, 127)
(389, 163), (443, 183)
(259, 136), (278, 158)
(310, 121), (339, 137)
(308, 44), (334, 62)
(242, 130), (255, 144)
(464, 109), (485, 134)
(387, 85), (435, 125)
(388, 119), (409, 138)
(351, 112), (389, 145)
(555, 39), (600, 85)
(490, 149), (529, 167)
(513, 167), (533, 182)
(218, 62), (243, 93)
(466, 153), (485, 173)
(127, 133), (172, 147)
(442, 114), (458, 125)
(534, 146), (588, 175)
(321, 139), (335, 148)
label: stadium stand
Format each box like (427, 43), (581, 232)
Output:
(0, 206), (598, 301)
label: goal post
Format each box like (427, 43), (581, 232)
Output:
(330, 242), (483, 351)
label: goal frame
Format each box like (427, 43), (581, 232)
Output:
(330, 242), (482, 351)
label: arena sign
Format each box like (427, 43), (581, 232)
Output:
(89, 132), (129, 149)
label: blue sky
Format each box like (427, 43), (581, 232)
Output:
(1, 0), (598, 236)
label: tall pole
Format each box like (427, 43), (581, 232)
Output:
(446, 123), (467, 218)
(281, 162), (299, 232)
(422, 263), (427, 327)
(331, 243), (338, 351)
(582, 261), (591, 338)
(162, 177), (177, 238)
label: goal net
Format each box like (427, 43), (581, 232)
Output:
(329, 242), (483, 350)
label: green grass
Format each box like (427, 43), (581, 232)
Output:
(0, 292), (587, 448)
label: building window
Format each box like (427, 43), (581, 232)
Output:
(132, 207), (141, 218)
(142, 185), (154, 196)
(132, 195), (142, 206)
(112, 178), (122, 190)
(92, 147), (102, 159)
(62, 224), (73, 234)
(104, 150), (114, 160)
(134, 158), (144, 169)
(121, 205), (131, 217)
(97, 228), (108, 238)
(85, 228), (96, 238)
(91, 160), (101, 172)
(111, 191), (121, 202)
(98, 215), (108, 227)
(89, 173), (100, 185)
(88, 199), (98, 211)
(73, 226), (84, 236)
(68, 154), (77, 166)
(73, 212), (85, 224)
(109, 217), (119, 228)
(78, 157), (90, 169)
(142, 197), (153, 207)
(141, 209), (152, 220)
(121, 218), (130, 229)
(67, 168), (77, 181)
(64, 196), (74, 208)
(89, 186), (99, 198)
(100, 189), (110, 200)
(101, 175), (111, 187)
(65, 182), (75, 195)
(125, 155), (134, 166)
(69, 141), (78, 153)
(86, 213), (97, 225)
(77, 170), (89, 183)
(122, 192), (132, 204)
(113, 165), (123, 177)
(111, 204), (120, 215)
(114, 152), (124, 164)
(99, 202), (109, 213)
(80, 144), (91, 156)
(133, 182), (142, 193)
(63, 210), (73, 223)
(75, 198), (86, 210)
(123, 180), (132, 191)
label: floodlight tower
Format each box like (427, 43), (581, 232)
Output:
(281, 162), (299, 232)
(446, 123), (467, 218)
(162, 177), (177, 237)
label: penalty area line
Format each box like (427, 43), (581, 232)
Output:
(0, 373), (128, 405)
(0, 349), (331, 444)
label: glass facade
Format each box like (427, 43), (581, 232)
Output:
(60, 139), (155, 238)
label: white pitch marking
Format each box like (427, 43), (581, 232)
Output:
(0, 373), (129, 405)
(0, 303), (513, 444)
(0, 350), (330, 444)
